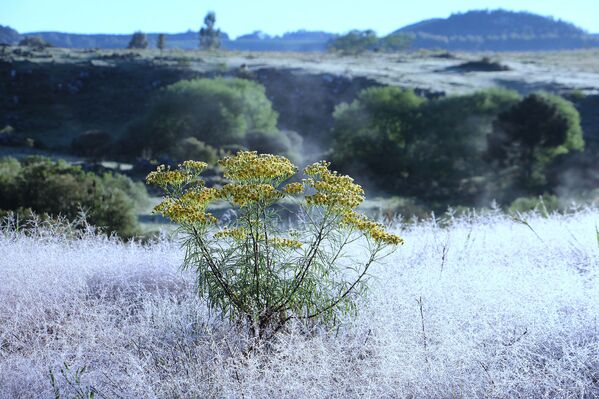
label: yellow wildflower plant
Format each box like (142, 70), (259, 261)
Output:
(146, 151), (402, 341)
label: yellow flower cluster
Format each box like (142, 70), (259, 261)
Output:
(221, 183), (283, 207)
(342, 211), (404, 246)
(146, 165), (189, 188)
(215, 227), (249, 240)
(304, 161), (365, 211)
(181, 160), (208, 173)
(270, 237), (303, 249)
(154, 199), (217, 224)
(282, 182), (304, 195)
(152, 185), (218, 225)
(180, 187), (219, 205)
(219, 151), (297, 183)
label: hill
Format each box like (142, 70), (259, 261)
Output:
(5, 10), (599, 52)
(0, 25), (20, 45)
(399, 9), (585, 37)
(397, 10), (599, 51)
(22, 29), (336, 52)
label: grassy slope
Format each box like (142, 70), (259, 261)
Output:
(1, 210), (597, 398)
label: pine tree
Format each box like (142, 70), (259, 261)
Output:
(199, 12), (221, 50)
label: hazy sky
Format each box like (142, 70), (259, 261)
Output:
(3, 0), (599, 38)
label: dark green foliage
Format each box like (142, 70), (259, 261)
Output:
(486, 92), (584, 194)
(199, 12), (221, 50)
(412, 89), (521, 200)
(124, 78), (279, 158)
(327, 30), (378, 54)
(332, 87), (521, 201)
(332, 87), (425, 187)
(127, 31), (148, 49)
(0, 156), (147, 237)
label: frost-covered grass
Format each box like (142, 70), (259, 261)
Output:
(1, 211), (598, 398)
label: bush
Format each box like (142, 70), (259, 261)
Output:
(171, 137), (219, 165)
(0, 156), (147, 237)
(508, 194), (561, 215)
(146, 152), (403, 340)
(245, 130), (303, 164)
(71, 130), (113, 159)
(124, 78), (279, 158)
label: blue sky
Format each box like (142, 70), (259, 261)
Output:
(3, 0), (599, 38)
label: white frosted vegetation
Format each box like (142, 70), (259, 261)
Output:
(0, 211), (598, 398)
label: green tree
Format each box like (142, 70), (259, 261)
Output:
(127, 31), (148, 49)
(124, 78), (279, 158)
(332, 87), (425, 190)
(327, 30), (378, 55)
(157, 33), (166, 51)
(486, 92), (584, 194)
(199, 11), (221, 50)
(332, 87), (522, 202)
(412, 89), (521, 200)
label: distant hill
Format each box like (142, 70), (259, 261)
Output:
(21, 29), (336, 52)
(4, 10), (599, 52)
(399, 9), (585, 37)
(0, 25), (21, 45)
(396, 10), (599, 51)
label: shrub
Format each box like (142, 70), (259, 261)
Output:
(171, 137), (219, 165)
(146, 152), (403, 340)
(124, 78), (279, 158)
(0, 156), (146, 237)
(508, 194), (561, 215)
(70, 130), (113, 159)
(245, 130), (303, 164)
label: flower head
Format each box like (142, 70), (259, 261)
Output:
(219, 151), (297, 183)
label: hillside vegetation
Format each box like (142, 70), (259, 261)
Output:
(1, 47), (598, 224)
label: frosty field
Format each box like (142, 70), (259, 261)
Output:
(0, 210), (598, 398)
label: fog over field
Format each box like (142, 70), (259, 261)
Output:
(1, 210), (597, 398)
